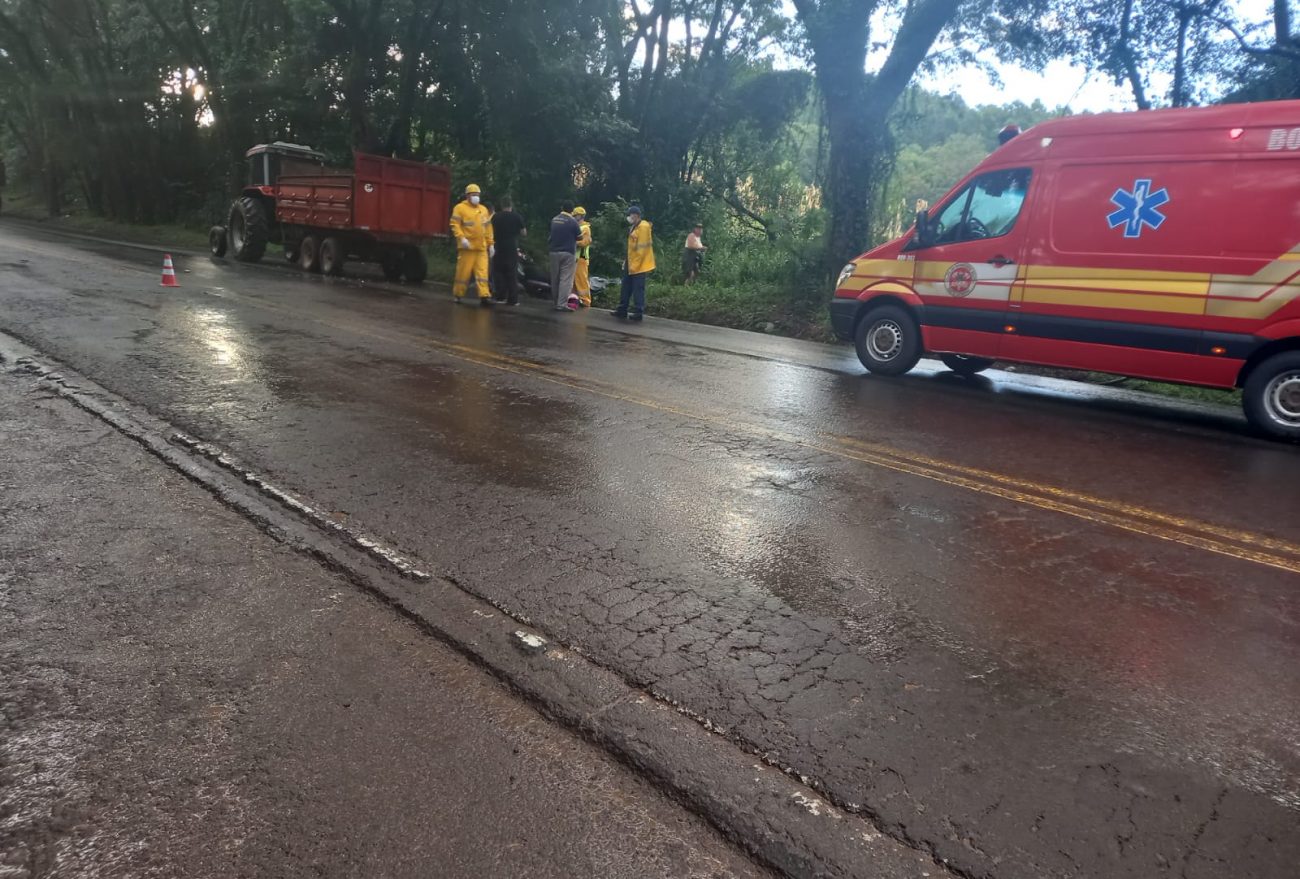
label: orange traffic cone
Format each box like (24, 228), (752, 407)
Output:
(160, 254), (180, 288)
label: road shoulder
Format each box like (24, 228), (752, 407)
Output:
(0, 357), (766, 878)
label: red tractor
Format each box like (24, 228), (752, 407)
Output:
(209, 142), (452, 282)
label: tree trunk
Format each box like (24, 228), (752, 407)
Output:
(796, 0), (960, 276)
(385, 3), (441, 157)
(1171, 4), (1190, 107)
(821, 71), (874, 275)
(1116, 0), (1151, 110)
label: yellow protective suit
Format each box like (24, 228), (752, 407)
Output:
(575, 220), (593, 306)
(450, 199), (494, 299)
(626, 220), (655, 274)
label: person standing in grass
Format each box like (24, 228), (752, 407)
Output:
(612, 205), (655, 322)
(682, 223), (706, 284)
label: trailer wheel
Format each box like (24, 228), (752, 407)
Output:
(299, 236), (321, 273)
(940, 354), (995, 376)
(319, 237), (345, 276)
(1243, 350), (1300, 442)
(402, 246), (428, 283)
(228, 196), (269, 263)
(209, 225), (228, 258)
(855, 304), (923, 376)
(381, 249), (404, 282)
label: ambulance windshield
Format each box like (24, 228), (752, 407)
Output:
(929, 168), (1032, 245)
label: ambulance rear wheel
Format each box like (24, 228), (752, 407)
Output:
(855, 305), (922, 377)
(1243, 351), (1300, 442)
(940, 354), (995, 376)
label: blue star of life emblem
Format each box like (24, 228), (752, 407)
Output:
(1107, 179), (1169, 238)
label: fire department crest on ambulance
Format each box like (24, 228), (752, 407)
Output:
(943, 262), (977, 297)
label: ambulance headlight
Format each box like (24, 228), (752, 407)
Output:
(837, 262), (856, 288)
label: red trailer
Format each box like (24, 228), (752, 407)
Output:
(210, 142), (451, 282)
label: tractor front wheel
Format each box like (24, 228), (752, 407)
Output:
(228, 196), (269, 263)
(209, 225), (228, 258)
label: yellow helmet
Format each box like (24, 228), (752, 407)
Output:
(465, 183), (482, 195)
(573, 206), (587, 217)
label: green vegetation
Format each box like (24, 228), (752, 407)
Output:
(1, 191), (211, 251)
(0, 0), (1292, 359)
(1098, 377), (1242, 407)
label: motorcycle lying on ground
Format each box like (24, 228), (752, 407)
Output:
(516, 249), (608, 300)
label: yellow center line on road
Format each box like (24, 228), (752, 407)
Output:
(0, 244), (1225, 579)
(831, 436), (1300, 558)
(18, 232), (1288, 571)
(197, 288), (1300, 576)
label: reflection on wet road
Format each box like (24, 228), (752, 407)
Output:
(1, 223), (1296, 879)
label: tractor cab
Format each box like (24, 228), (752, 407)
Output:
(244, 142), (326, 188)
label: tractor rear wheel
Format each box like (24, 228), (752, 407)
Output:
(320, 237), (345, 276)
(228, 196), (269, 263)
(299, 235), (321, 273)
(401, 246), (428, 283)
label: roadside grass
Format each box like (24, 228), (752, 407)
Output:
(3, 191), (211, 251)
(0, 197), (1240, 410)
(1091, 375), (1242, 406)
(999, 366), (1242, 406)
(424, 241), (457, 283)
(592, 278), (837, 341)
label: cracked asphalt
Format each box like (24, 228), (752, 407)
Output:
(0, 222), (1296, 878)
(0, 319), (766, 879)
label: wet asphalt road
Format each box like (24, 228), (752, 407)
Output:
(0, 371), (767, 879)
(0, 222), (1296, 878)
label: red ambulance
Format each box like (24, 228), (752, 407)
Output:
(829, 101), (1300, 441)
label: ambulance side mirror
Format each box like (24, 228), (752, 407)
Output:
(913, 210), (935, 249)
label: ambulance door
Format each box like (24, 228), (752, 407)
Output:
(911, 168), (1033, 359)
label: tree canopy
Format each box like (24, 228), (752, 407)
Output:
(0, 0), (1289, 287)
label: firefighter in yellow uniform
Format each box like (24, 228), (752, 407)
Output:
(613, 205), (654, 321)
(450, 183), (495, 306)
(573, 206), (593, 307)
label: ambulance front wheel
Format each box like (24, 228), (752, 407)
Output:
(1243, 351), (1300, 442)
(855, 305), (923, 377)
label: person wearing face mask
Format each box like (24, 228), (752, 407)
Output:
(572, 206), (593, 307)
(450, 183), (496, 307)
(612, 205), (655, 321)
